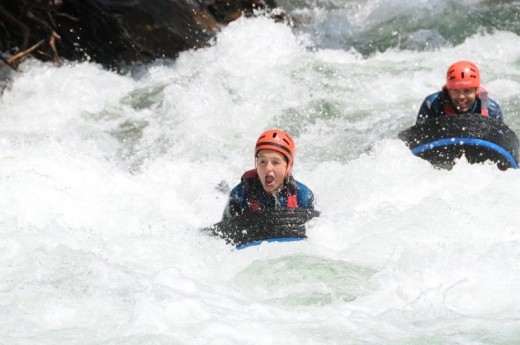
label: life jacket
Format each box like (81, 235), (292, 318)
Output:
(441, 85), (489, 117)
(241, 169), (298, 212)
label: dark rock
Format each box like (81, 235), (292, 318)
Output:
(0, 0), (285, 70)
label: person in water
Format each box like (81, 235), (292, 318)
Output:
(416, 60), (503, 125)
(222, 129), (315, 221)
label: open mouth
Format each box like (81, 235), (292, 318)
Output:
(265, 176), (275, 185)
(456, 102), (469, 111)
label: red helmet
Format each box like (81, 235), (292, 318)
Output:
(446, 60), (480, 89)
(255, 129), (295, 168)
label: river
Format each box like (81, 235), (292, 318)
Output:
(1, 0), (520, 344)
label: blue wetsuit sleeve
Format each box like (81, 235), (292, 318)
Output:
(488, 99), (503, 122)
(416, 98), (433, 125)
(416, 92), (443, 125)
(295, 181), (315, 209)
(222, 184), (246, 221)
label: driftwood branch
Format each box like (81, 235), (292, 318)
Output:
(4, 39), (44, 70)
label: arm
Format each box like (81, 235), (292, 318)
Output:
(488, 99), (503, 122)
(222, 184), (246, 221)
(416, 98), (434, 125)
(295, 181), (315, 209)
(416, 91), (443, 125)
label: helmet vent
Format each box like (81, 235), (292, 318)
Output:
(446, 60), (480, 89)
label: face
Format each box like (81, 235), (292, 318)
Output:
(448, 88), (478, 113)
(255, 149), (289, 194)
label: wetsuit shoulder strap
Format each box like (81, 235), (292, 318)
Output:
(478, 86), (489, 116)
(241, 169), (262, 212)
(441, 85), (457, 116)
(285, 175), (298, 208)
(241, 169), (258, 181)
